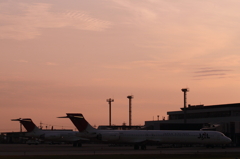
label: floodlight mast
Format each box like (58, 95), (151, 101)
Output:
(106, 98), (114, 126)
(181, 88), (189, 124)
(127, 95), (134, 126)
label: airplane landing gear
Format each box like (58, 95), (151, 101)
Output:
(141, 145), (146, 150)
(73, 141), (82, 147)
(134, 144), (139, 150)
(134, 144), (146, 150)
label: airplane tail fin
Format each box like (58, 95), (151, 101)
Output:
(11, 118), (39, 132)
(59, 113), (96, 133)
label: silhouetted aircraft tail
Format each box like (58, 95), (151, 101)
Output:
(59, 113), (96, 133)
(11, 118), (40, 132)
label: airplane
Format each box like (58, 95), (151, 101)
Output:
(12, 118), (87, 146)
(59, 113), (232, 150)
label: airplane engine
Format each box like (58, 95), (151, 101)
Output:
(97, 132), (119, 142)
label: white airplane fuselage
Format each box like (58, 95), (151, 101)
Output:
(26, 128), (82, 142)
(79, 129), (231, 145)
(63, 113), (232, 148)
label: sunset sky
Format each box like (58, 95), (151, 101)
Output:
(1, 0), (240, 132)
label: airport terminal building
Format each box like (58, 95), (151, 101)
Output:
(145, 103), (240, 146)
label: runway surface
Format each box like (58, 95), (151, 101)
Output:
(0, 144), (239, 156)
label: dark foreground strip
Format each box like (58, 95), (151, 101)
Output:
(1, 154), (240, 159)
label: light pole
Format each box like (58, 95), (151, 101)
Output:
(106, 98), (114, 126)
(127, 95), (134, 126)
(181, 88), (189, 124)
